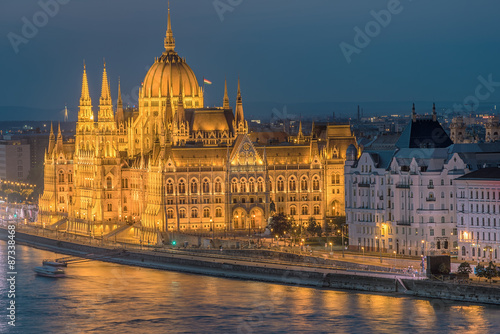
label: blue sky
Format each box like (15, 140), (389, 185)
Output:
(1, 0), (500, 120)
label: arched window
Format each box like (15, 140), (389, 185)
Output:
(191, 208), (198, 218)
(203, 208), (210, 218)
(178, 180), (186, 194)
(301, 205), (309, 215)
(107, 203), (112, 211)
(313, 177), (319, 191)
(241, 179), (247, 193)
(215, 207), (222, 218)
(257, 179), (264, 192)
(203, 179), (210, 193)
(166, 180), (174, 194)
(190, 180), (198, 194)
(123, 206), (128, 212)
(231, 179), (238, 193)
(106, 176), (112, 189)
(167, 209), (174, 219)
(121, 178), (128, 188)
(289, 178), (296, 191)
(336, 174), (340, 184)
(290, 206), (297, 215)
(301, 177), (308, 191)
(249, 179), (255, 193)
(58, 171), (64, 183)
(214, 179), (222, 193)
(461, 246), (466, 256)
(179, 208), (186, 219)
(277, 177), (284, 192)
(313, 205), (320, 215)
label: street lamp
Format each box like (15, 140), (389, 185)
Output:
(376, 236), (382, 263)
(362, 246), (365, 257)
(210, 217), (214, 240)
(393, 250), (397, 269)
(421, 239), (425, 256)
(329, 242), (333, 254)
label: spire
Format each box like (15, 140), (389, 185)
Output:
(412, 103), (416, 122)
(176, 75), (185, 124)
(64, 105), (68, 122)
(164, 2), (175, 52)
(80, 61), (91, 106)
(50, 122), (55, 139)
(115, 77), (124, 124)
(223, 78), (230, 109)
(298, 121), (303, 136)
(165, 80), (173, 123)
(100, 61), (111, 106)
(57, 123), (62, 139)
(432, 102), (437, 121)
(235, 77), (244, 124)
(56, 123), (63, 153)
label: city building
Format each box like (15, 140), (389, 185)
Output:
(38, 9), (356, 243)
(0, 138), (31, 181)
(346, 104), (500, 257)
(456, 167), (500, 263)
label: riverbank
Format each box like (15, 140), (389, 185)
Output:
(5, 227), (500, 305)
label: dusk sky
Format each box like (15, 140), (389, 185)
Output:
(1, 0), (500, 120)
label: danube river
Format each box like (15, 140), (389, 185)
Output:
(1, 241), (499, 334)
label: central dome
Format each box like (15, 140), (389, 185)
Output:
(141, 7), (203, 107)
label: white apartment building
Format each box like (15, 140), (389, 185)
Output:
(456, 168), (500, 263)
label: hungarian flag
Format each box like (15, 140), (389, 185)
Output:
(203, 78), (212, 85)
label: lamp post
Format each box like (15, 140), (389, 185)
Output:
(362, 246), (365, 257)
(329, 242), (333, 254)
(421, 239), (425, 256)
(393, 250), (397, 269)
(210, 217), (214, 240)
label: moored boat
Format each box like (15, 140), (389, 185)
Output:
(34, 266), (66, 278)
(42, 260), (67, 267)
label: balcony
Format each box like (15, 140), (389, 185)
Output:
(396, 183), (410, 189)
(426, 197), (436, 202)
(358, 183), (370, 188)
(427, 185), (434, 189)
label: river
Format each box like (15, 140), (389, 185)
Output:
(0, 241), (499, 333)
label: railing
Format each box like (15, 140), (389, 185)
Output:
(426, 197), (436, 202)
(427, 185), (434, 189)
(396, 183), (410, 189)
(358, 183), (370, 188)
(396, 221), (411, 226)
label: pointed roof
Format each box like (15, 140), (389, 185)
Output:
(115, 77), (124, 124)
(223, 78), (230, 109)
(396, 106), (452, 149)
(117, 77), (122, 106)
(80, 62), (91, 106)
(100, 61), (111, 105)
(235, 78), (244, 124)
(49, 122), (55, 139)
(164, 3), (175, 52)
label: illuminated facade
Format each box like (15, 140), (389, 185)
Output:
(38, 9), (356, 242)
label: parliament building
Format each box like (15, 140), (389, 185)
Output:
(38, 9), (356, 243)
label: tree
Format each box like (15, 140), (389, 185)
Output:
(484, 261), (498, 283)
(306, 217), (322, 237)
(475, 263), (485, 281)
(438, 263), (450, 275)
(457, 262), (472, 275)
(269, 213), (292, 236)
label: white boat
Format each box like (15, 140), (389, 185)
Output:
(42, 260), (67, 267)
(34, 266), (66, 278)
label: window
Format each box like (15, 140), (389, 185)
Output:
(313, 177), (319, 191)
(203, 179), (210, 193)
(203, 208), (210, 218)
(301, 206), (308, 215)
(191, 208), (198, 218)
(58, 171), (64, 183)
(257, 179), (264, 192)
(301, 178), (308, 191)
(215, 179), (222, 193)
(289, 178), (296, 191)
(166, 180), (174, 194)
(249, 179), (255, 192)
(123, 206), (128, 212)
(167, 209), (174, 219)
(277, 177), (284, 192)
(178, 180), (186, 194)
(68, 174), (73, 183)
(122, 178), (128, 188)
(215, 207), (222, 218)
(290, 206), (297, 215)
(179, 209), (186, 219)
(107, 203), (112, 211)
(313, 205), (320, 215)
(231, 180), (238, 193)
(241, 180), (247, 193)
(106, 177), (112, 189)
(190, 180), (198, 194)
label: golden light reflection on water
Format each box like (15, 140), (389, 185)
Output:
(4, 241), (500, 334)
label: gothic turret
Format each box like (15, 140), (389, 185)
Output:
(223, 78), (230, 109)
(98, 61), (114, 122)
(234, 78), (247, 134)
(115, 78), (124, 124)
(78, 62), (93, 122)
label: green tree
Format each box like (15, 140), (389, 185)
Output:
(306, 217), (322, 237)
(475, 263), (485, 281)
(457, 262), (472, 275)
(269, 213), (292, 236)
(484, 261), (498, 283)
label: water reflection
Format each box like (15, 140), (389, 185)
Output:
(1, 241), (499, 334)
